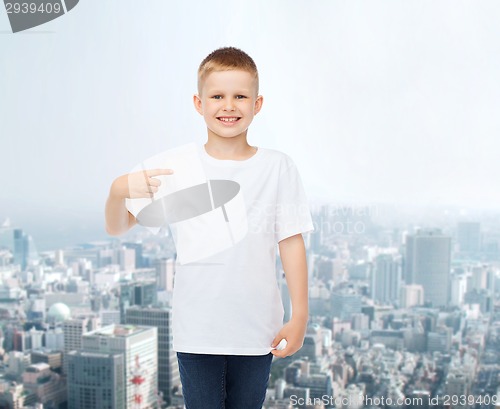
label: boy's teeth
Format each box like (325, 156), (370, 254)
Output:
(219, 117), (238, 122)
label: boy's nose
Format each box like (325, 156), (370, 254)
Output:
(224, 100), (236, 111)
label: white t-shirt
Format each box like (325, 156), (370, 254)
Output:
(171, 144), (314, 355)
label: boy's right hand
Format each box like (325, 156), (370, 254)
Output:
(110, 169), (174, 200)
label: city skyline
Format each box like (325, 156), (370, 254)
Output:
(1, 204), (498, 408)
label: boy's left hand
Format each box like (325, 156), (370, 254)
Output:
(270, 316), (308, 358)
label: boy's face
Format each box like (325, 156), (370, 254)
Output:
(193, 70), (263, 141)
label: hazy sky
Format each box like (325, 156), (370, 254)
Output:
(1, 0), (500, 232)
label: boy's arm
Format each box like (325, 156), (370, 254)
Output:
(105, 178), (137, 236)
(104, 169), (173, 236)
(279, 233), (309, 321)
(271, 233), (309, 358)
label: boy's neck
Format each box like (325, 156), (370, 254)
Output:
(204, 135), (257, 160)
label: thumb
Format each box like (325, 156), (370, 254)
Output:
(271, 334), (284, 348)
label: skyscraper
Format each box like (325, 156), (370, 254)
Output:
(449, 273), (467, 307)
(119, 280), (157, 323)
(405, 229), (451, 307)
(118, 247), (136, 272)
(13, 229), (29, 271)
(371, 254), (401, 305)
(457, 222), (481, 254)
(82, 324), (158, 409)
(63, 316), (101, 374)
(123, 242), (144, 268)
(125, 305), (178, 407)
(155, 258), (175, 292)
(67, 351), (126, 409)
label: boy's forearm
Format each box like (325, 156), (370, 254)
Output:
(105, 191), (136, 236)
(278, 234), (309, 322)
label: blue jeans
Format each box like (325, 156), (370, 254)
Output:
(176, 352), (273, 409)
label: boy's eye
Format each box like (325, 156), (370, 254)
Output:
(211, 95), (247, 100)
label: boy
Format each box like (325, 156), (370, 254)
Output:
(105, 47), (314, 409)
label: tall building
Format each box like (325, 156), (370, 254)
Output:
(27, 296), (46, 323)
(297, 324), (323, 360)
(445, 370), (470, 407)
(331, 289), (362, 320)
(29, 327), (44, 350)
(67, 351), (126, 409)
(82, 324), (158, 409)
(469, 264), (488, 291)
(63, 317), (101, 374)
(13, 229), (29, 271)
(54, 249), (65, 266)
(155, 258), (175, 292)
(118, 247), (136, 272)
(371, 254), (401, 304)
(18, 229), (39, 270)
(123, 242), (144, 268)
(45, 327), (64, 350)
(119, 280), (157, 323)
(351, 313), (370, 332)
(98, 248), (115, 267)
(400, 284), (424, 308)
(450, 273), (467, 307)
(405, 229), (451, 307)
(125, 305), (178, 406)
(457, 222), (481, 254)
(315, 257), (345, 283)
(13, 330), (31, 352)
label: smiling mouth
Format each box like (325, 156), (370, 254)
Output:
(217, 117), (241, 123)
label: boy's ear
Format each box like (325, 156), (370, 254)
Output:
(254, 95), (264, 115)
(193, 94), (203, 115)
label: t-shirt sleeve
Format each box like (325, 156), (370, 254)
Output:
(275, 160), (315, 243)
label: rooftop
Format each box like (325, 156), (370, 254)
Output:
(86, 324), (150, 338)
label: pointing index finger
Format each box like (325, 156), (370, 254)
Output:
(146, 169), (174, 177)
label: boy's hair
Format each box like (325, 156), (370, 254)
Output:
(197, 46), (259, 95)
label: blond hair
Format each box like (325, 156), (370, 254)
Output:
(197, 46), (259, 95)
